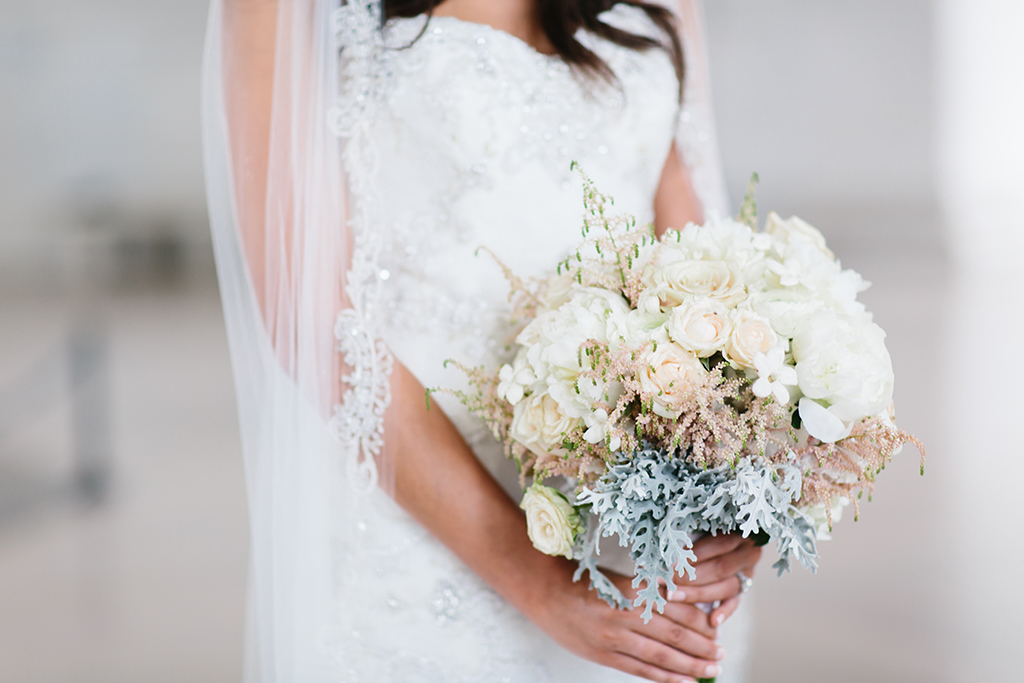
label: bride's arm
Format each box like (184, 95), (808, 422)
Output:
(386, 361), (757, 683)
(654, 145), (704, 237)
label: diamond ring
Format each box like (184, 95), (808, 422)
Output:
(736, 571), (753, 594)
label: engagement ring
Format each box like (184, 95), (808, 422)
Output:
(737, 571), (753, 594)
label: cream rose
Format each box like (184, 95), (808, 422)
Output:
(667, 300), (733, 357)
(725, 310), (779, 369)
(510, 392), (581, 458)
(651, 259), (745, 307)
(637, 343), (708, 418)
(520, 483), (583, 558)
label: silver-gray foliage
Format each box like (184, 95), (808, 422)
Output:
(573, 447), (819, 622)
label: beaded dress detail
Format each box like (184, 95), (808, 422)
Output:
(327, 6), (750, 682)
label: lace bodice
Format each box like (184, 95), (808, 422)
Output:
(370, 8), (679, 363)
(329, 7), (750, 682)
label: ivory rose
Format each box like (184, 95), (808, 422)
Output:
(510, 392), (581, 459)
(651, 259), (745, 307)
(520, 483), (583, 558)
(667, 300), (733, 357)
(637, 343), (708, 418)
(725, 309), (779, 369)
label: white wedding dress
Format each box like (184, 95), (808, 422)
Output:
(321, 6), (752, 682)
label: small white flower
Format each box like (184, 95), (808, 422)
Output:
(751, 347), (797, 404)
(497, 355), (535, 406)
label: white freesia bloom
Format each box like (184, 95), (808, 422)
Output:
(667, 299), (732, 357)
(637, 343), (708, 418)
(751, 347), (797, 404)
(496, 352), (535, 406)
(582, 408), (620, 451)
(792, 309), (894, 424)
(521, 483), (583, 559)
(510, 392), (581, 460)
(725, 309), (779, 369)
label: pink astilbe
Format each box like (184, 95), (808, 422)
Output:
(795, 415), (925, 525)
(428, 360), (527, 474)
(556, 165), (656, 308)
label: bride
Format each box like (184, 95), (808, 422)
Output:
(203, 1), (762, 681)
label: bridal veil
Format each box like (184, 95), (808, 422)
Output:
(201, 1), (728, 680)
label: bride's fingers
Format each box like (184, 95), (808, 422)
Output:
(616, 630), (722, 681)
(690, 533), (747, 563)
(658, 601), (719, 639)
(667, 576), (743, 605)
(682, 543), (762, 586)
(708, 595), (742, 628)
(636, 613), (724, 663)
(602, 652), (697, 683)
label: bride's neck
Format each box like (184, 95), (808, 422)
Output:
(432, 0), (555, 55)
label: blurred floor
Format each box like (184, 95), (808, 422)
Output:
(0, 253), (1020, 682)
(0, 283), (247, 683)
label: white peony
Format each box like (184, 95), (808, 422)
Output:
(606, 308), (670, 349)
(725, 309), (779, 369)
(520, 483), (584, 558)
(792, 309), (894, 441)
(636, 342), (708, 418)
(747, 287), (823, 338)
(663, 216), (772, 268)
(765, 212), (834, 259)
(667, 299), (733, 357)
(510, 392), (581, 460)
(518, 287), (631, 384)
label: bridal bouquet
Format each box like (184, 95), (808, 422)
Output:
(437, 170), (922, 625)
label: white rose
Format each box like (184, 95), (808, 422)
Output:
(725, 310), (779, 369)
(792, 309), (894, 435)
(765, 212), (834, 259)
(520, 483), (583, 558)
(637, 343), (708, 418)
(667, 299), (733, 357)
(510, 392), (582, 458)
(651, 259), (745, 307)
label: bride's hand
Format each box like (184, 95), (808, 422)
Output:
(526, 560), (725, 683)
(665, 533), (762, 628)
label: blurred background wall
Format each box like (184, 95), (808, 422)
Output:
(1, 1), (1020, 681)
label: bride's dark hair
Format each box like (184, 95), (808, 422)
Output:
(382, 1), (685, 98)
